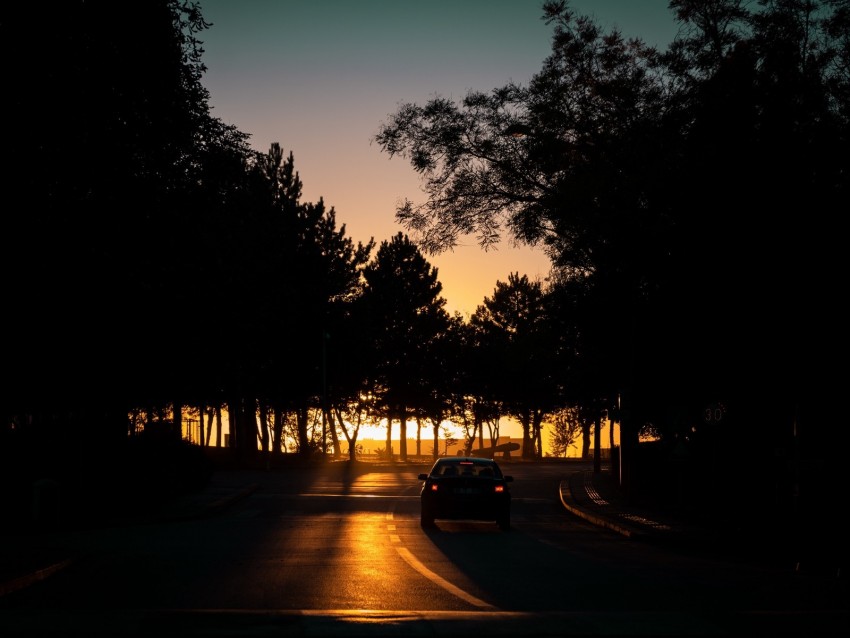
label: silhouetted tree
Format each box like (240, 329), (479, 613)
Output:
(361, 233), (451, 461)
(374, 0), (848, 498)
(652, 0), (849, 517)
(374, 1), (672, 474)
(460, 305), (508, 454)
(415, 312), (466, 460)
(241, 143), (374, 459)
(548, 406), (582, 458)
(1, 1), (251, 467)
(471, 273), (559, 459)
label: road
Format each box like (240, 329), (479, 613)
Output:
(1, 460), (847, 636)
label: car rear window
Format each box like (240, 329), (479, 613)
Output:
(436, 461), (500, 478)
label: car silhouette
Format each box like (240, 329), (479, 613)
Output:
(417, 457), (513, 530)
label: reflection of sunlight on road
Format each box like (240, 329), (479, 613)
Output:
(291, 469), (496, 610)
(299, 471), (423, 498)
(327, 512), (408, 609)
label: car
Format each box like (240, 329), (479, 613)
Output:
(417, 456), (513, 531)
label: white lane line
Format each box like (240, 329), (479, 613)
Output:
(385, 493), (495, 609)
(394, 546), (497, 610)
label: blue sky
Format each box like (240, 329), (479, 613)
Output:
(197, 0), (679, 317)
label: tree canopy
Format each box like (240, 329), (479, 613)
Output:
(2, 0), (846, 514)
(374, 0), (848, 476)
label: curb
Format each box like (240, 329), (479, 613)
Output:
(558, 479), (638, 539)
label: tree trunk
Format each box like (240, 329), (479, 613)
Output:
(581, 420), (592, 459)
(399, 408), (408, 461)
(324, 404), (342, 457)
(521, 410), (534, 459)
(204, 405), (213, 446)
(331, 407), (358, 462)
(232, 396), (259, 464)
(414, 417), (423, 457)
(385, 412), (394, 460)
(532, 408), (544, 459)
(215, 406), (223, 448)
(272, 406), (284, 456)
(227, 399), (239, 450)
(247, 398), (261, 453)
(258, 402), (269, 453)
(173, 401), (183, 442)
(431, 421), (440, 461)
(593, 414), (602, 474)
(296, 405), (310, 456)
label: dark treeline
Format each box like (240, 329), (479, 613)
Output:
(374, 0), (848, 523)
(1, 0), (847, 536)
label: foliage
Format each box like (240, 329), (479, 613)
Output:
(374, 0), (849, 474)
(2, 0), (250, 436)
(4, 0), (846, 502)
(470, 273), (561, 458)
(547, 406), (582, 458)
(361, 234), (451, 417)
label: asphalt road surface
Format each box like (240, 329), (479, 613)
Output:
(1, 460), (847, 636)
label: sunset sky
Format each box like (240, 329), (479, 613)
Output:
(196, 0), (679, 319)
(195, 1), (678, 448)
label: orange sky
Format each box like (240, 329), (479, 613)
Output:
(192, 1), (676, 446)
(197, 0), (677, 317)
(186, 411), (618, 458)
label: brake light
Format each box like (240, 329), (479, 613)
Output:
(494, 485), (505, 493)
(430, 484), (439, 492)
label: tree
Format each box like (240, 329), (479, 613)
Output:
(544, 269), (615, 460)
(243, 143), (374, 459)
(416, 312), (466, 460)
(471, 273), (558, 459)
(1, 0), (251, 458)
(330, 391), (380, 462)
(361, 233), (451, 461)
(654, 2), (848, 516)
(459, 303), (507, 455)
(548, 406), (582, 458)
(374, 0), (848, 496)
(373, 0), (673, 474)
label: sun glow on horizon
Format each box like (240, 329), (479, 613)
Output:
(172, 407), (613, 459)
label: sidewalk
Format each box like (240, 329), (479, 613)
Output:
(559, 469), (705, 540)
(560, 469), (846, 578)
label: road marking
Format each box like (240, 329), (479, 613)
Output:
(385, 490), (496, 609)
(393, 546), (497, 609)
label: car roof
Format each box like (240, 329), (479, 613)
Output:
(434, 457), (497, 465)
